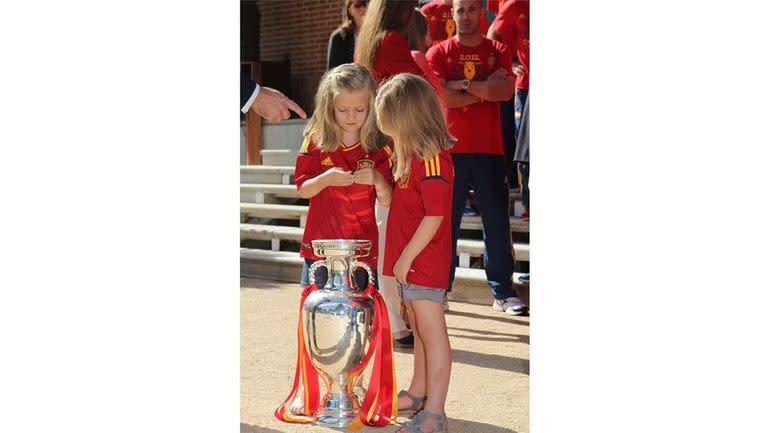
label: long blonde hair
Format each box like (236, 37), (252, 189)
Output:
(374, 73), (455, 182)
(303, 63), (387, 153)
(356, 0), (417, 72)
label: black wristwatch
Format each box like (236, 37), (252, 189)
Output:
(461, 79), (471, 93)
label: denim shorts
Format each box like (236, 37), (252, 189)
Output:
(397, 282), (447, 303)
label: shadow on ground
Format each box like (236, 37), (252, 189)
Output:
(446, 309), (529, 326)
(448, 417), (520, 433)
(240, 423), (284, 433)
(448, 326), (530, 344)
(451, 348), (529, 375)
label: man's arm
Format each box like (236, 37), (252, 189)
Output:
(445, 74), (515, 102)
(436, 77), (481, 108)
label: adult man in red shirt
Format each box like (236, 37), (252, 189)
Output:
(421, 0), (489, 47)
(427, 0), (527, 315)
(489, 0), (529, 218)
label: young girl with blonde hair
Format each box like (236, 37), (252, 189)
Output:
(375, 73), (455, 433)
(295, 63), (393, 289)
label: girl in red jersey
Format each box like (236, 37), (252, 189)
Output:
(295, 63), (393, 290)
(375, 73), (455, 433)
(355, 0), (426, 85)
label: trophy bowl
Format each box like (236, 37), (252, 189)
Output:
(302, 239), (375, 427)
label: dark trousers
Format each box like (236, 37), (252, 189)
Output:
(501, 98), (519, 190)
(514, 89), (529, 208)
(449, 154), (515, 300)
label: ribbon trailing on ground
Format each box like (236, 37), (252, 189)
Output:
(273, 284), (321, 423)
(274, 283), (397, 428)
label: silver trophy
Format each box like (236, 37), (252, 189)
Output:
(302, 239), (375, 427)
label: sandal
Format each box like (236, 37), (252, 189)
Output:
(397, 390), (427, 417)
(397, 410), (448, 433)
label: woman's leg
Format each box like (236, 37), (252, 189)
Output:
(377, 204), (410, 339)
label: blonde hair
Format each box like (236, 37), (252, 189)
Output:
(356, 0), (417, 72)
(374, 73), (455, 182)
(303, 63), (387, 153)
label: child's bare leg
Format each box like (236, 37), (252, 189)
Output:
(410, 298), (451, 414)
(398, 300), (427, 410)
(396, 298), (451, 433)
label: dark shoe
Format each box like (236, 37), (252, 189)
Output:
(394, 333), (414, 348)
(397, 390), (427, 417)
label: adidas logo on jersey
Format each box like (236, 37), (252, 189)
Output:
(321, 156), (334, 166)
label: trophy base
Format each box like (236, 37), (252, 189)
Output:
(314, 392), (361, 428)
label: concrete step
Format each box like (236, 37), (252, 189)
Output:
(461, 214), (529, 233)
(240, 203), (526, 233)
(240, 184), (299, 203)
(240, 223), (528, 265)
(261, 118), (308, 151)
(261, 149), (295, 166)
(240, 224), (303, 251)
(240, 248), (528, 306)
(457, 239), (529, 266)
(240, 203), (308, 227)
(240, 165), (294, 185)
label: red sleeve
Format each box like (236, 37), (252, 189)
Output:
(374, 144), (394, 187)
(426, 42), (449, 81)
(494, 40), (514, 75)
(492, 0), (517, 50)
(417, 155), (451, 217)
(294, 137), (320, 189)
(374, 31), (426, 82)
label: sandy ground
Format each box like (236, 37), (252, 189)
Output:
(241, 277), (529, 433)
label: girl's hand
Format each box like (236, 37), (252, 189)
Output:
(322, 167), (354, 187)
(353, 168), (377, 185)
(393, 256), (413, 285)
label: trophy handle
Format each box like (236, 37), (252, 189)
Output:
(351, 261), (375, 288)
(308, 261), (329, 286)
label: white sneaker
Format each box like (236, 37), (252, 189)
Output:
(492, 297), (528, 315)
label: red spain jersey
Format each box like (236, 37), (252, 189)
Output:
(383, 151), (454, 289)
(426, 37), (512, 155)
(363, 31), (425, 85)
(294, 137), (394, 268)
(492, 0), (529, 89)
(421, 0), (455, 47)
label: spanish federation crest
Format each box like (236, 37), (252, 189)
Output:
(357, 158), (375, 170)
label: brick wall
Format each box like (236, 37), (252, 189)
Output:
(258, 0), (344, 115)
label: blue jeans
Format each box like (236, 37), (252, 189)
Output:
(514, 89), (529, 208)
(449, 154), (515, 300)
(300, 258), (379, 290)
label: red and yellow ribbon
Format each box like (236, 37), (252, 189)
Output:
(274, 285), (321, 423)
(274, 283), (398, 428)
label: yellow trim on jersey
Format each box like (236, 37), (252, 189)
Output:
(423, 155), (441, 177)
(342, 142), (361, 152)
